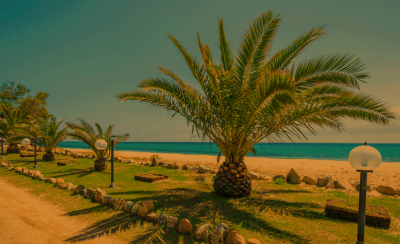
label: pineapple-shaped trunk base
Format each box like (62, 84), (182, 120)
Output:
(94, 157), (107, 171)
(7, 143), (20, 154)
(213, 162), (252, 197)
(42, 152), (56, 161)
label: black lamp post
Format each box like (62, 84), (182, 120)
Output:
(0, 137), (4, 159)
(349, 142), (382, 244)
(95, 138), (116, 188)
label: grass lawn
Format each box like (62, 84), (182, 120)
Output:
(1, 153), (399, 244)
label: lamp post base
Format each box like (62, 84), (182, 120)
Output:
(355, 242), (364, 244)
(109, 182), (116, 188)
(33, 165), (38, 169)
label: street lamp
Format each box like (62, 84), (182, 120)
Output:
(22, 138), (38, 168)
(95, 138), (116, 188)
(0, 137), (4, 159)
(349, 142), (382, 244)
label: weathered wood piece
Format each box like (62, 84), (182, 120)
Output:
(325, 199), (391, 228)
(134, 173), (168, 183)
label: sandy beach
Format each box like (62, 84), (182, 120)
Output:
(64, 148), (400, 190)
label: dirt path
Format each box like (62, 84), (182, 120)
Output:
(0, 178), (125, 244)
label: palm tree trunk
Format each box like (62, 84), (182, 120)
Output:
(94, 157), (107, 171)
(42, 152), (56, 161)
(213, 161), (252, 197)
(7, 143), (20, 154)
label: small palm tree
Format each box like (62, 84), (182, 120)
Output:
(11, 116), (68, 161)
(117, 12), (395, 197)
(66, 118), (130, 171)
(0, 104), (28, 153)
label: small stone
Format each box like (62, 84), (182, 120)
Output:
(80, 189), (87, 196)
(249, 172), (260, 179)
(316, 175), (331, 187)
(173, 163), (182, 169)
(198, 165), (210, 173)
(74, 185), (85, 194)
(55, 178), (65, 186)
(195, 223), (210, 240)
(65, 182), (74, 190)
(124, 201), (134, 213)
(182, 165), (192, 170)
(15, 167), (22, 173)
(94, 188), (107, 202)
(137, 200), (154, 218)
(48, 178), (57, 184)
(102, 195), (112, 204)
(144, 162), (150, 166)
(226, 230), (246, 244)
(247, 238), (261, 244)
(355, 181), (374, 192)
(60, 183), (68, 189)
(151, 157), (159, 166)
(286, 168), (301, 184)
(273, 175), (285, 182)
(301, 176), (317, 185)
(32, 171), (42, 179)
(396, 188), (400, 196)
(109, 198), (116, 208)
(57, 161), (67, 166)
(210, 222), (230, 244)
(334, 180), (353, 190)
(191, 166), (199, 171)
(114, 198), (126, 210)
(375, 185), (396, 195)
(178, 219), (193, 234)
(86, 188), (96, 199)
(167, 163), (174, 169)
(260, 175), (272, 181)
(157, 213), (168, 225)
(131, 203), (139, 214)
(166, 216), (179, 228)
(146, 213), (158, 222)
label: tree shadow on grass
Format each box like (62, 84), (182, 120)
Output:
(106, 188), (327, 244)
(49, 168), (110, 178)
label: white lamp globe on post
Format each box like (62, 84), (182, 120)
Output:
(0, 137), (4, 159)
(349, 142), (382, 244)
(21, 138), (38, 168)
(95, 139), (116, 188)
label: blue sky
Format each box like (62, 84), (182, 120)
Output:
(1, 0), (399, 143)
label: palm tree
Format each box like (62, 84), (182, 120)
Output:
(0, 104), (28, 153)
(116, 11), (396, 197)
(66, 118), (130, 171)
(11, 116), (68, 161)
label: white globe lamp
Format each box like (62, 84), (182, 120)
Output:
(95, 139), (107, 151)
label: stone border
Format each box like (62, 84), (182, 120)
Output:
(1, 161), (260, 244)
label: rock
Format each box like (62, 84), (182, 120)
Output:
(32, 171), (42, 179)
(159, 162), (166, 166)
(101, 195), (111, 204)
(114, 198), (126, 210)
(195, 223), (210, 240)
(126, 159), (134, 164)
(151, 157), (159, 166)
(124, 201), (134, 213)
(226, 230), (246, 244)
(166, 163), (174, 169)
(137, 200), (154, 218)
(6, 164), (13, 170)
(109, 198), (116, 208)
(211, 169), (217, 173)
(247, 238), (261, 244)
(260, 175), (272, 181)
(65, 182), (74, 190)
(144, 162), (150, 166)
(173, 163), (182, 169)
(94, 188), (107, 202)
(146, 213), (158, 222)
(273, 175), (285, 182)
(198, 165), (210, 174)
(57, 161), (67, 166)
(157, 213), (168, 225)
(131, 203), (139, 214)
(286, 168), (301, 184)
(302, 176), (317, 185)
(86, 188), (96, 199)
(178, 219), (193, 234)
(49, 178), (57, 184)
(316, 175), (331, 187)
(28, 170), (34, 177)
(55, 178), (65, 186)
(21, 167), (29, 175)
(166, 216), (179, 228)
(0, 162), (7, 167)
(210, 222), (230, 244)
(375, 185), (396, 195)
(91, 155), (95, 159)
(191, 166), (199, 171)
(74, 185), (85, 194)
(182, 165), (192, 170)
(355, 181), (374, 192)
(249, 172), (260, 179)
(396, 188), (400, 196)
(80, 189), (87, 196)
(60, 183), (68, 189)
(334, 180), (353, 190)
(15, 167), (22, 173)
(114, 156), (122, 162)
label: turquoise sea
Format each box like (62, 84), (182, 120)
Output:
(58, 142), (400, 163)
